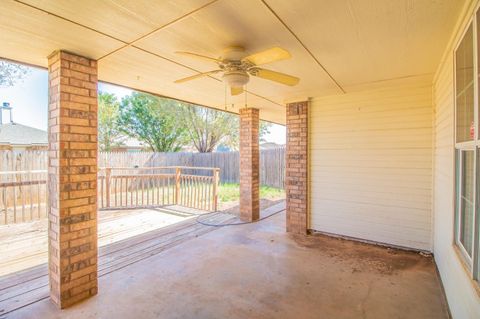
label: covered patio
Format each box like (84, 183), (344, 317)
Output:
(1, 0), (480, 318)
(4, 204), (448, 319)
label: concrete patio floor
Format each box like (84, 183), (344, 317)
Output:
(6, 203), (449, 319)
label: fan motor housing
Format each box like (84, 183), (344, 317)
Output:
(222, 71), (249, 87)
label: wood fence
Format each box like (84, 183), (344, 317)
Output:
(0, 150), (48, 172)
(98, 147), (285, 188)
(1, 147), (285, 187)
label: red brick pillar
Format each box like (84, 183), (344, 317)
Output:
(48, 51), (98, 308)
(286, 101), (308, 234)
(239, 107), (260, 222)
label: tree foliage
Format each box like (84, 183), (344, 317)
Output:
(179, 104), (272, 153)
(99, 90), (274, 153)
(0, 61), (29, 87)
(259, 121), (272, 143)
(118, 93), (187, 152)
(180, 105), (237, 152)
(98, 92), (126, 151)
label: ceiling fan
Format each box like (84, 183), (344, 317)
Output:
(174, 46), (300, 96)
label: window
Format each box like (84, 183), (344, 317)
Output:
(455, 150), (475, 258)
(454, 15), (479, 280)
(456, 25), (474, 143)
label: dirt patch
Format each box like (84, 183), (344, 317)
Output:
(292, 232), (433, 276)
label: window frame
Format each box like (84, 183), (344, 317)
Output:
(454, 13), (480, 281)
(454, 149), (476, 267)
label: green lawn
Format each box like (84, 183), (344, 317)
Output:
(218, 183), (285, 203)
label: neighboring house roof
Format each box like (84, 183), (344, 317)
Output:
(0, 123), (48, 146)
(110, 138), (146, 151)
(123, 138), (144, 148)
(260, 142), (284, 150)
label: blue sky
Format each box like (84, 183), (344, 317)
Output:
(0, 65), (286, 144)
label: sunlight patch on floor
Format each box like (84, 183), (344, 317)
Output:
(98, 208), (194, 246)
(0, 208), (194, 277)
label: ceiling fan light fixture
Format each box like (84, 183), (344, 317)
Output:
(174, 46), (299, 89)
(222, 71), (249, 88)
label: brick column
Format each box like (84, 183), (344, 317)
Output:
(286, 101), (308, 234)
(239, 108), (260, 222)
(48, 51), (98, 308)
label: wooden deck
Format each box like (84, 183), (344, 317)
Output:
(0, 207), (236, 316)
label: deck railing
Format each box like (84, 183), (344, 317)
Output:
(98, 166), (219, 211)
(0, 170), (48, 224)
(0, 166), (219, 225)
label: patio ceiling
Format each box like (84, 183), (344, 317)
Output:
(0, 0), (465, 124)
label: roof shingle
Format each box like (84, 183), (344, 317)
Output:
(0, 123), (47, 146)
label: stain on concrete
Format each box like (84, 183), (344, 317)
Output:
(292, 233), (433, 276)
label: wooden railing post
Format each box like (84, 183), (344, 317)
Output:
(175, 167), (181, 205)
(213, 169), (219, 211)
(105, 167), (111, 208)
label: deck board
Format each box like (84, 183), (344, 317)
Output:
(0, 207), (198, 277)
(0, 208), (235, 316)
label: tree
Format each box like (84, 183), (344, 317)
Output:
(98, 92), (126, 151)
(0, 60), (29, 87)
(259, 121), (272, 143)
(180, 105), (237, 153)
(180, 104), (273, 153)
(118, 92), (187, 152)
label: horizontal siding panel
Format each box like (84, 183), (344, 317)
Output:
(310, 76), (433, 250)
(311, 180), (432, 194)
(313, 209), (432, 233)
(312, 139), (432, 150)
(432, 16), (480, 315)
(310, 103), (433, 117)
(311, 127), (432, 137)
(312, 181), (431, 198)
(311, 160), (432, 167)
(312, 86), (432, 106)
(311, 202), (431, 230)
(311, 171), (432, 186)
(312, 217), (431, 250)
(312, 191), (431, 210)
(312, 119), (433, 132)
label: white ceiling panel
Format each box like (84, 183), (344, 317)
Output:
(19, 0), (215, 43)
(0, 0), (123, 67)
(135, 0), (340, 105)
(265, 0), (466, 86)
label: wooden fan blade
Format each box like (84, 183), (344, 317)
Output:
(242, 47), (291, 66)
(231, 86), (244, 96)
(174, 70), (221, 83)
(250, 68), (299, 86)
(175, 51), (220, 63)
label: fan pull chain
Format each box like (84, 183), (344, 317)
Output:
(224, 82), (227, 111)
(244, 84), (247, 107)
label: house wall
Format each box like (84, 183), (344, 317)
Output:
(309, 75), (433, 251)
(432, 0), (480, 318)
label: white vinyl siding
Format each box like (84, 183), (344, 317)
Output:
(434, 42), (480, 319)
(433, 1), (480, 316)
(309, 76), (433, 251)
